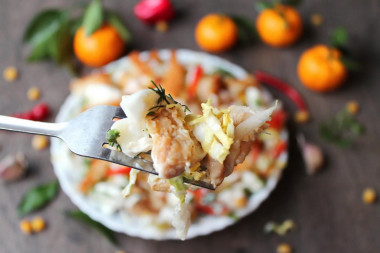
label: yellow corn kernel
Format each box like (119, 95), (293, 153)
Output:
(19, 220), (33, 235)
(31, 216), (46, 232)
(234, 196), (247, 208)
(3, 66), (18, 82)
(310, 14), (323, 26)
(277, 243), (292, 253)
(363, 188), (377, 204)
(346, 101), (359, 115)
(27, 87), (41, 101)
(294, 110), (310, 123)
(32, 135), (49, 150)
(155, 21), (169, 32)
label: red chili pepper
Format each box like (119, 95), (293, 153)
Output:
(188, 65), (203, 100)
(272, 141), (287, 158)
(267, 109), (287, 130)
(11, 103), (50, 121)
(134, 0), (175, 24)
(254, 70), (308, 112)
(106, 166), (132, 176)
(196, 204), (215, 215)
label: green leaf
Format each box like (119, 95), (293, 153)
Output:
(106, 11), (131, 43)
(82, 0), (104, 36)
(18, 180), (59, 216)
(230, 15), (257, 45)
(330, 27), (348, 49)
(256, 2), (274, 12)
(214, 67), (235, 78)
(66, 210), (117, 245)
(23, 9), (67, 44)
(340, 57), (361, 71)
(282, 0), (302, 7)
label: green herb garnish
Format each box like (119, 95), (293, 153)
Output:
(228, 212), (239, 221)
(106, 129), (122, 151)
(319, 107), (364, 148)
(214, 68), (236, 78)
(18, 180), (59, 216)
(147, 81), (190, 118)
(66, 210), (117, 245)
(243, 188), (253, 198)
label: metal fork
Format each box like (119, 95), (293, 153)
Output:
(0, 105), (214, 190)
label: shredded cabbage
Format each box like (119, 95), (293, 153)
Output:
(168, 175), (188, 204)
(186, 99), (234, 164)
(121, 169), (139, 197)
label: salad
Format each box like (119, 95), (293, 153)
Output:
(58, 49), (288, 240)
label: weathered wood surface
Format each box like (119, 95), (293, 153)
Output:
(0, 0), (379, 252)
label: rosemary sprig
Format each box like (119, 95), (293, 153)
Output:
(147, 81), (190, 118)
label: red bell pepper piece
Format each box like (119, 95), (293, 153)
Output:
(272, 141), (287, 158)
(267, 109), (287, 130)
(254, 70), (308, 113)
(134, 0), (175, 24)
(187, 65), (203, 100)
(106, 166), (132, 176)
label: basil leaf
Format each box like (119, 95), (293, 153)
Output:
(330, 27), (348, 49)
(18, 180), (59, 216)
(106, 11), (131, 43)
(66, 210), (117, 245)
(82, 0), (103, 36)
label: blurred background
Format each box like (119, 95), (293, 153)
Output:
(0, 0), (379, 252)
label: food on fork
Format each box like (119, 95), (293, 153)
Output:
(107, 82), (276, 239)
(67, 50), (287, 240)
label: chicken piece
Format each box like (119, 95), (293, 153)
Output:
(78, 160), (109, 194)
(147, 106), (205, 179)
(148, 175), (171, 192)
(196, 75), (222, 103)
(223, 140), (253, 177)
(202, 155), (224, 187)
(161, 50), (186, 97)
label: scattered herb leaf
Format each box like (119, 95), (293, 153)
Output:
(228, 212), (239, 221)
(106, 129), (122, 151)
(319, 107), (364, 148)
(66, 210), (117, 245)
(243, 188), (253, 198)
(330, 27), (348, 49)
(18, 180), (59, 216)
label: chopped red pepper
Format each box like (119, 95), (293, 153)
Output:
(267, 109), (287, 130)
(11, 103), (50, 121)
(272, 141), (287, 158)
(196, 205), (215, 215)
(254, 70), (308, 113)
(187, 65), (203, 100)
(134, 0), (175, 24)
(250, 143), (262, 164)
(106, 166), (132, 176)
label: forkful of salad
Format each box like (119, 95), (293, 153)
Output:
(0, 82), (276, 190)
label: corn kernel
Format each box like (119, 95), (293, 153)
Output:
(3, 66), (18, 82)
(234, 196), (247, 208)
(346, 101), (359, 115)
(277, 243), (292, 253)
(32, 135), (49, 150)
(363, 188), (377, 204)
(27, 87), (41, 101)
(310, 14), (323, 26)
(31, 216), (46, 232)
(19, 220), (33, 235)
(155, 21), (169, 32)
(294, 110), (310, 123)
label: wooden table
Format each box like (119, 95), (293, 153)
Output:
(1, 0), (379, 252)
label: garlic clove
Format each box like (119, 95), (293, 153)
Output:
(0, 153), (28, 181)
(297, 135), (324, 175)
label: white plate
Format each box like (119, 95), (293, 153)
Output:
(51, 49), (288, 240)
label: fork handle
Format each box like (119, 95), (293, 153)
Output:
(0, 115), (66, 137)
